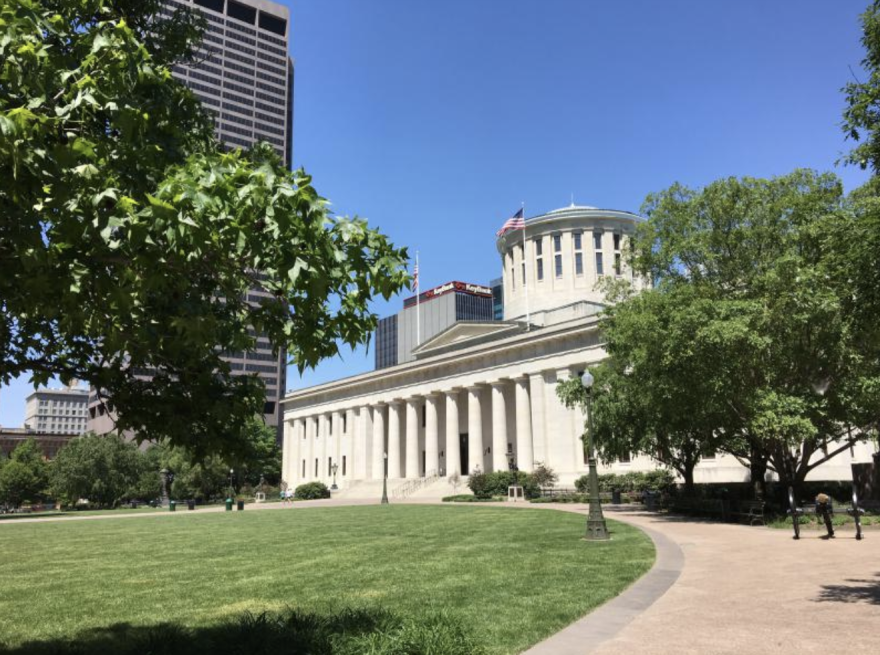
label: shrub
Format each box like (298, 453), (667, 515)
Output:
(293, 482), (331, 500)
(575, 470), (676, 494)
(468, 470), (540, 499)
(442, 495), (501, 503)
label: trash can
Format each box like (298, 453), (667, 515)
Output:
(644, 491), (657, 511)
(237, 500), (245, 511)
(130, 501), (138, 509)
(611, 489), (622, 504)
(187, 500), (195, 511)
(169, 500), (176, 512)
(225, 498), (233, 511)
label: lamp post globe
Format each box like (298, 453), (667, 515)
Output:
(581, 368), (609, 541)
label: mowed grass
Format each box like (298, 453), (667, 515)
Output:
(0, 505), (654, 654)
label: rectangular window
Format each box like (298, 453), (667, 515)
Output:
(553, 234), (562, 252)
(534, 238), (543, 256)
(342, 413), (347, 433)
(537, 258), (544, 281)
(575, 252), (584, 276)
(614, 233), (622, 251)
(422, 405), (426, 428)
(328, 457), (332, 473)
(573, 231), (582, 250)
(596, 252), (604, 276)
(315, 458), (318, 476)
(619, 452), (631, 463)
(555, 254), (563, 278)
(329, 415), (333, 435)
(593, 232), (602, 250)
(302, 460), (306, 477)
(615, 252), (622, 276)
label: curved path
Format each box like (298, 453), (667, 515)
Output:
(528, 505), (879, 655)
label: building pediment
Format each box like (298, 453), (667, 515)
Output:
(411, 320), (525, 358)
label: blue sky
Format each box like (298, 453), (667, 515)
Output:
(0, 0), (872, 426)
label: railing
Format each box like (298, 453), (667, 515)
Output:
(392, 470), (439, 499)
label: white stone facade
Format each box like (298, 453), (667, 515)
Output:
(281, 205), (875, 490)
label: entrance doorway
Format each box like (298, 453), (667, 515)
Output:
(459, 433), (468, 474)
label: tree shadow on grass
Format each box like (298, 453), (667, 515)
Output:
(814, 572), (880, 606)
(0, 607), (487, 655)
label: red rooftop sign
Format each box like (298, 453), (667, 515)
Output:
(403, 281), (493, 308)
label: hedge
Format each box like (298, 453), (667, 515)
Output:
(576, 470), (676, 494)
(293, 482), (331, 500)
(467, 471), (540, 499)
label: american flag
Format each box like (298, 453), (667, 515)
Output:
(413, 259), (419, 290)
(496, 208), (525, 236)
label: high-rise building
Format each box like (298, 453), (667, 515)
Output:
(164, 0), (294, 167)
(24, 383), (89, 436)
(374, 281), (495, 370)
(88, 0), (293, 437)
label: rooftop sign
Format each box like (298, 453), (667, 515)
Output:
(403, 281), (493, 308)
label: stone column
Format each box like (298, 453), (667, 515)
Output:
(371, 404), (386, 481)
(445, 390), (461, 477)
(355, 406), (369, 480)
(288, 418), (303, 484)
(387, 400), (403, 479)
(491, 381), (508, 473)
(331, 410), (343, 482)
(405, 397), (420, 478)
(529, 372), (547, 466)
(281, 419), (291, 487)
(305, 416), (316, 481)
(467, 385), (484, 474)
(514, 377), (534, 472)
(343, 408), (355, 480)
(318, 413), (329, 482)
(425, 394), (440, 476)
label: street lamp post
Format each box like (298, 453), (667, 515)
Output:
(228, 468), (235, 500)
(330, 463), (339, 491)
(381, 452), (389, 504)
(581, 369), (609, 541)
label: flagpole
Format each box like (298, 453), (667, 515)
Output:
(522, 202), (530, 330)
(416, 251), (420, 346)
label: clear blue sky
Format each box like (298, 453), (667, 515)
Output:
(0, 0), (871, 426)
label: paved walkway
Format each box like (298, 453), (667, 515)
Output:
(532, 506), (879, 655)
(3, 500), (878, 654)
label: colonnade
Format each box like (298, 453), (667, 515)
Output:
(282, 366), (587, 488)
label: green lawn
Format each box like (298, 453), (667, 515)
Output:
(0, 505), (654, 654)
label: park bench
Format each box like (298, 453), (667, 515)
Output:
(730, 500), (766, 526)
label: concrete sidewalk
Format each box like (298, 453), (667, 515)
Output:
(530, 506), (879, 655)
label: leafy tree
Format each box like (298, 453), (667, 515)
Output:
(842, 1), (880, 172)
(530, 462), (559, 490)
(569, 171), (875, 498)
(0, 438), (49, 507)
(229, 418), (282, 487)
(0, 0), (408, 458)
(49, 433), (143, 507)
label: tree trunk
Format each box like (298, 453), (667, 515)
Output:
(748, 443), (768, 500)
(682, 465), (695, 497)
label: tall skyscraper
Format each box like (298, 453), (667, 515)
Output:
(164, 0), (294, 167)
(88, 0), (293, 437)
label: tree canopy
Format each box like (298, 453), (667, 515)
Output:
(562, 170), (879, 496)
(0, 0), (409, 457)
